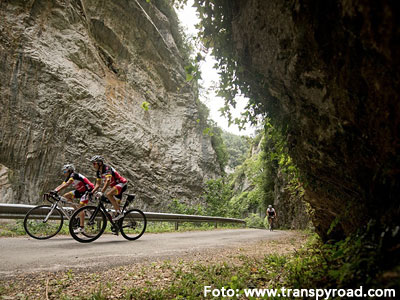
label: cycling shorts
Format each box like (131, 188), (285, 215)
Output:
(113, 183), (127, 199)
(69, 190), (91, 205)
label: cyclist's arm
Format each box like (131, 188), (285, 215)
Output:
(101, 175), (112, 193)
(92, 178), (102, 193)
(55, 178), (73, 193)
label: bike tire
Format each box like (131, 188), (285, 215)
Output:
(69, 205), (107, 243)
(120, 209), (147, 241)
(23, 205), (64, 239)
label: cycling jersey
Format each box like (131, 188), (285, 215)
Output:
(267, 208), (275, 217)
(64, 172), (94, 193)
(96, 164), (127, 187)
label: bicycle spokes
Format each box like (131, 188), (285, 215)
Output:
(70, 206), (107, 242)
(119, 209), (147, 241)
(24, 205), (63, 239)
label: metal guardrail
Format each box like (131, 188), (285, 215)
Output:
(0, 203), (246, 229)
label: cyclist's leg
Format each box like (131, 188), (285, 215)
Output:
(106, 186), (121, 213)
(78, 192), (90, 227)
(114, 184), (127, 207)
(106, 183), (126, 213)
(63, 191), (78, 209)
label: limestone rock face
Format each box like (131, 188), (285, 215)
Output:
(0, 0), (220, 208)
(226, 0), (399, 239)
(273, 169), (310, 230)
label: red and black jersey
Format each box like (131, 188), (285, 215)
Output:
(64, 172), (95, 193)
(96, 164), (127, 187)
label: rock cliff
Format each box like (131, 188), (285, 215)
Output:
(197, 0), (399, 239)
(0, 0), (220, 208)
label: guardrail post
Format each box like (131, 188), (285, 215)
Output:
(214, 222), (217, 228)
(175, 222), (179, 231)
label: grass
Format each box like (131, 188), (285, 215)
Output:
(0, 230), (309, 299)
(84, 231), (399, 299)
(2, 223), (398, 299)
(0, 219), (244, 238)
(0, 220), (28, 237)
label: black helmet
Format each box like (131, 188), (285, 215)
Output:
(89, 155), (104, 163)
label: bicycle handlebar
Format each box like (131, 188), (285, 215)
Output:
(43, 192), (68, 204)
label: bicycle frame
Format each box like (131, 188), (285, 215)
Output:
(88, 194), (135, 231)
(44, 193), (80, 221)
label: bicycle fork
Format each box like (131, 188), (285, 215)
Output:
(43, 203), (58, 223)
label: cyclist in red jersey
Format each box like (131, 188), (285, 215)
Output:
(89, 155), (127, 221)
(52, 164), (95, 234)
(53, 164), (94, 207)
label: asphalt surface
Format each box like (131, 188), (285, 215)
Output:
(0, 228), (286, 278)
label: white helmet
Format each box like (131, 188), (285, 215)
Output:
(61, 164), (75, 172)
(268, 205), (272, 208)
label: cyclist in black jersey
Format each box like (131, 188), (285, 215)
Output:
(266, 205), (277, 230)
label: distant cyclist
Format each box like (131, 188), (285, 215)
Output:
(89, 155), (128, 221)
(52, 164), (95, 233)
(266, 205), (277, 230)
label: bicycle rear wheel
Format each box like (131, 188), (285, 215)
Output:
(23, 205), (63, 239)
(120, 209), (147, 241)
(69, 206), (107, 243)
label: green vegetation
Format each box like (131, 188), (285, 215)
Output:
(209, 126), (229, 172)
(195, 100), (229, 172)
(167, 122), (304, 230)
(69, 232), (387, 298)
(141, 101), (150, 111)
(225, 123), (304, 222)
(78, 231), (395, 299)
(244, 213), (264, 228)
(229, 134), (268, 217)
(0, 220), (26, 237)
(0, 220), (241, 237)
(189, 0), (263, 128)
(168, 198), (206, 215)
(222, 131), (250, 169)
(146, 221), (242, 233)
(168, 178), (233, 218)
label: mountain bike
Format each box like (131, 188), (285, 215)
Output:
(68, 193), (146, 243)
(23, 192), (83, 239)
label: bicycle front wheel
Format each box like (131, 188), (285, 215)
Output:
(23, 205), (63, 239)
(120, 209), (147, 241)
(69, 206), (107, 243)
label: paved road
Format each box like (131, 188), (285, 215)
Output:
(0, 229), (286, 278)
